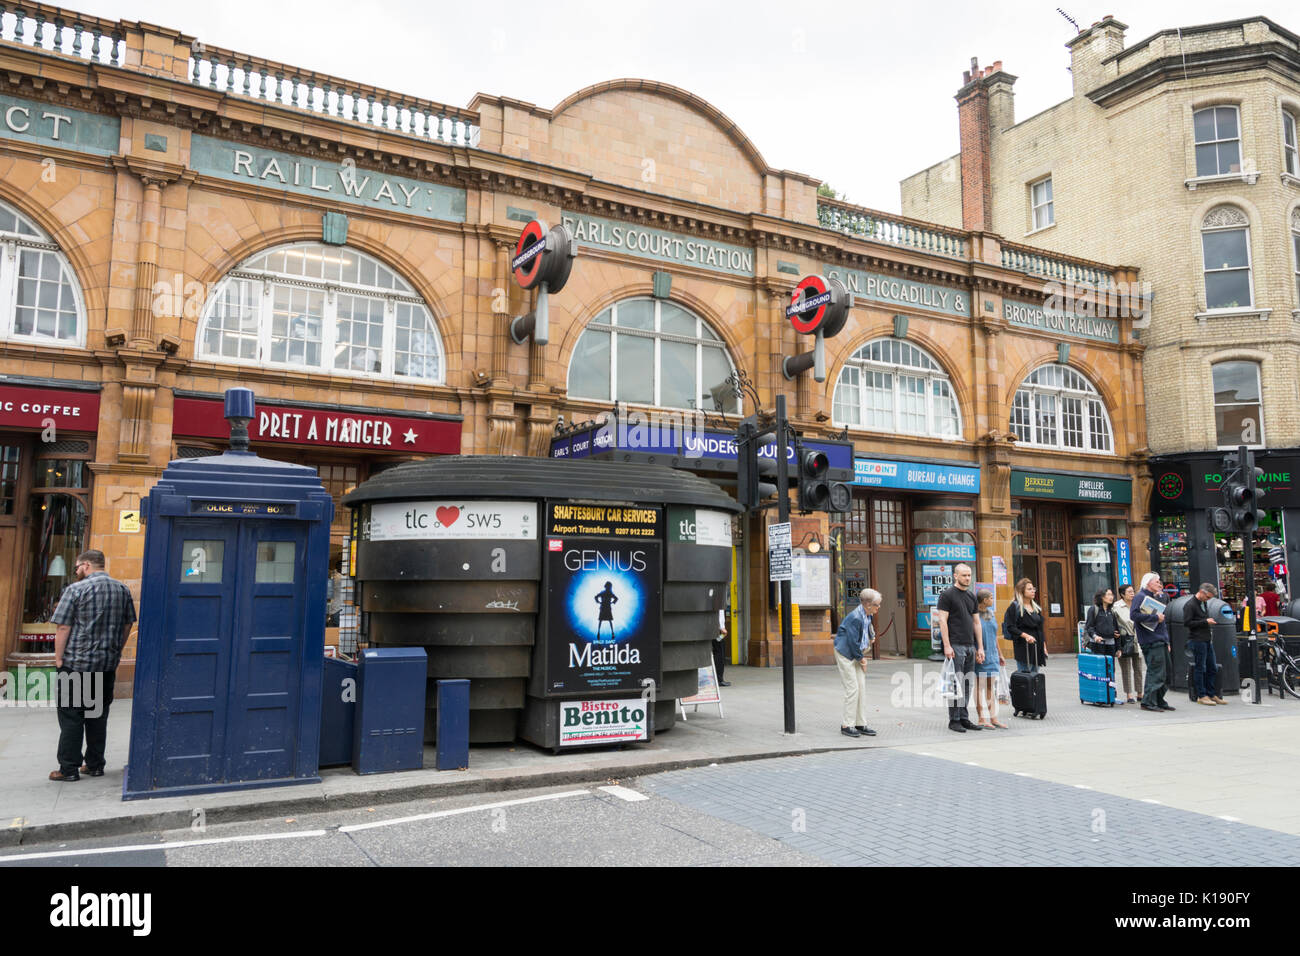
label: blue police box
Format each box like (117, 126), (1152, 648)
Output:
(124, 388), (334, 799)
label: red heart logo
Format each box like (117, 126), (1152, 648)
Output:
(436, 506), (460, 528)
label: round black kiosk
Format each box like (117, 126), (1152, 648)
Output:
(343, 457), (741, 749)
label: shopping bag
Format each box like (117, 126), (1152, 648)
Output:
(996, 664), (1011, 703)
(940, 658), (960, 701)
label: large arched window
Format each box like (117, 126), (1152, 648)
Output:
(1010, 364), (1113, 453)
(831, 338), (961, 438)
(0, 200), (85, 346)
(1201, 205), (1253, 311)
(197, 243), (444, 383)
(567, 298), (738, 412)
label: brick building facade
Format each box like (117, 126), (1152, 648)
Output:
(0, 6), (1146, 696)
(900, 14), (1300, 610)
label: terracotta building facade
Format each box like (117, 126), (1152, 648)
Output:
(0, 6), (1147, 692)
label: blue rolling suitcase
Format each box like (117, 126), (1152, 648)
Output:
(1078, 650), (1116, 706)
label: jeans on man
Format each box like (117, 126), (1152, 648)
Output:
(949, 644), (978, 722)
(56, 669), (115, 774)
(1142, 642), (1169, 708)
(1190, 639), (1219, 699)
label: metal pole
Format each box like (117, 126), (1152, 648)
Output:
(1240, 444), (1262, 700)
(777, 394), (795, 734)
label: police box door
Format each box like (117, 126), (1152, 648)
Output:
(153, 520), (308, 789)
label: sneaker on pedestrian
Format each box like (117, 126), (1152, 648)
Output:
(840, 726), (860, 738)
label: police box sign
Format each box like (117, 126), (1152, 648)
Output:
(559, 698), (650, 746)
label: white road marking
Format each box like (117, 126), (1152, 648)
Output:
(0, 830), (326, 863)
(1014, 772), (1033, 777)
(599, 785), (648, 802)
(1219, 815), (1241, 822)
(1073, 784), (1093, 790)
(339, 789), (590, 833)
(1140, 798), (1162, 804)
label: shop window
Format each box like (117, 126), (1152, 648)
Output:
(1200, 205), (1253, 310)
(313, 461), (361, 532)
(846, 496), (871, 546)
(0, 199), (86, 347)
(1193, 106), (1241, 177)
(872, 499), (905, 548)
(1030, 176), (1054, 231)
(832, 339), (961, 439)
(1009, 364), (1113, 453)
(1283, 110), (1298, 178)
(21, 494), (88, 625)
(0, 444), (19, 515)
(197, 243), (444, 384)
(1040, 509), (1066, 552)
(567, 299), (738, 413)
(1211, 361), (1263, 448)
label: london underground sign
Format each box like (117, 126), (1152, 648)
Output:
(510, 219), (577, 345)
(787, 274), (850, 337)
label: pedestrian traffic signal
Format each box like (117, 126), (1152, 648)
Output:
(736, 418), (778, 512)
(1221, 450), (1266, 531)
(795, 439), (850, 513)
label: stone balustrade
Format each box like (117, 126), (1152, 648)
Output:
(817, 198), (969, 260)
(1000, 241), (1116, 288)
(0, 2), (125, 64)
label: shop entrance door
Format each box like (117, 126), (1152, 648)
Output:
(874, 552), (908, 656)
(1014, 502), (1073, 654)
(0, 440), (29, 661)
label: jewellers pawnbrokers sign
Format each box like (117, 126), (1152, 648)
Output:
(191, 134), (467, 223)
(1011, 469), (1131, 504)
(561, 212), (755, 277)
(173, 396), (461, 454)
(1003, 299), (1119, 344)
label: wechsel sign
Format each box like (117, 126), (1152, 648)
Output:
(1003, 298), (1119, 344)
(1011, 470), (1132, 504)
(191, 134), (467, 222)
(562, 212), (755, 277)
(824, 265), (969, 318)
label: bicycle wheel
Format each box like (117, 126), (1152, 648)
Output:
(1281, 661), (1300, 700)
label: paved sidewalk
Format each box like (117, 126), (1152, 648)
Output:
(2, 655), (1295, 845)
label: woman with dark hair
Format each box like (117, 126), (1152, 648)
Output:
(1084, 587), (1118, 655)
(1113, 582), (1144, 704)
(1004, 578), (1046, 673)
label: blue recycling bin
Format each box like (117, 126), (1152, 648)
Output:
(353, 647), (427, 774)
(124, 389), (334, 800)
(320, 656), (359, 767)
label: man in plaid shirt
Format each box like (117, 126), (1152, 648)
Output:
(48, 550), (136, 782)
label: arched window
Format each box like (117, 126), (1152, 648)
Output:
(0, 200), (85, 346)
(831, 338), (960, 438)
(567, 298), (738, 412)
(1010, 364), (1113, 453)
(1201, 205), (1252, 311)
(196, 243), (444, 383)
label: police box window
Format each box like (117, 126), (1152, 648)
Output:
(1212, 361), (1263, 448)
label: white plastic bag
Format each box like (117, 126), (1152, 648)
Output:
(940, 658), (960, 701)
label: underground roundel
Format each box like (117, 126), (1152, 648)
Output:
(787, 274), (849, 337)
(512, 219), (550, 289)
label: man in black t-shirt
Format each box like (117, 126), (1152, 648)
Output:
(935, 562), (983, 733)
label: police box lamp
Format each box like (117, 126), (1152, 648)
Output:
(783, 274), (851, 383)
(510, 219), (577, 347)
(224, 386), (256, 453)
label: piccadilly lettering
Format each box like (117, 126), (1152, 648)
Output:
(825, 266), (969, 317)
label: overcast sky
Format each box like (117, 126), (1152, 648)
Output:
(67, 1), (1300, 213)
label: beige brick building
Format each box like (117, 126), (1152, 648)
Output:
(901, 14), (1300, 607)
(0, 4), (1146, 718)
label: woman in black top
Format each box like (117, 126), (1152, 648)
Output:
(1084, 588), (1119, 656)
(1004, 577), (1046, 672)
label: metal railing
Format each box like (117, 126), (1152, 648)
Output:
(817, 198), (969, 260)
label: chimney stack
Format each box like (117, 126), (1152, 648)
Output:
(1066, 15), (1127, 95)
(955, 57), (1017, 233)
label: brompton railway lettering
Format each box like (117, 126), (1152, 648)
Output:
(230, 149), (443, 211)
(1004, 300), (1119, 343)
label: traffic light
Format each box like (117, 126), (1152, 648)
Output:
(1220, 449), (1266, 531)
(736, 418), (778, 512)
(795, 438), (851, 513)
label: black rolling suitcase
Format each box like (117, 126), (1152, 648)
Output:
(1010, 668), (1047, 719)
